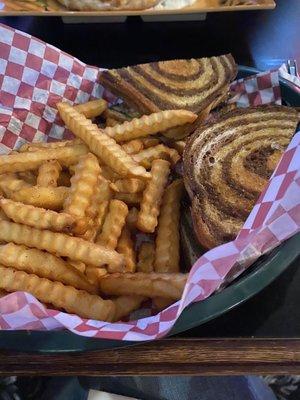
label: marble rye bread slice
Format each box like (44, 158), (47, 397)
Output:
(183, 105), (299, 249)
(99, 55), (237, 138)
(99, 54), (237, 114)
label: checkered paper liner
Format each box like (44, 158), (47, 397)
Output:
(0, 23), (299, 340)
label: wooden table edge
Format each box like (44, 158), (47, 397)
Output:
(1, 337), (300, 376)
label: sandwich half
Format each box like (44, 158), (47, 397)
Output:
(183, 105), (299, 249)
(99, 55), (237, 139)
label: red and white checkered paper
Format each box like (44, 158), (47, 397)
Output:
(0, 23), (299, 340)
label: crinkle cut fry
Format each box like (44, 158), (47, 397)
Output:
(85, 266), (107, 286)
(154, 179), (184, 273)
(111, 178), (146, 194)
(0, 243), (98, 294)
(19, 139), (82, 152)
(137, 159), (170, 233)
(114, 192), (142, 206)
(0, 197), (75, 233)
(96, 200), (128, 250)
(37, 160), (62, 187)
(0, 265), (115, 321)
(121, 139), (144, 155)
(132, 144), (180, 169)
(11, 186), (69, 211)
(103, 110), (197, 142)
(100, 272), (188, 300)
(78, 176), (112, 241)
(0, 220), (124, 272)
(112, 295), (146, 322)
(64, 153), (101, 234)
(74, 99), (107, 119)
(116, 225), (136, 272)
(0, 144), (88, 174)
(57, 102), (150, 179)
(0, 173), (31, 197)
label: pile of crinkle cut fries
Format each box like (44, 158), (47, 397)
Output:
(0, 99), (197, 322)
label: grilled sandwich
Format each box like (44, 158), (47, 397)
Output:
(99, 55), (237, 139)
(183, 105), (299, 249)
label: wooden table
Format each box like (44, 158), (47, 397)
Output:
(0, 0), (300, 377)
(0, 253), (300, 375)
(1, 338), (300, 376)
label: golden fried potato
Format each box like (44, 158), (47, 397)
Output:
(18, 139), (81, 152)
(132, 144), (180, 169)
(0, 220), (124, 272)
(57, 103), (150, 179)
(116, 226), (136, 272)
(0, 198), (75, 233)
(0, 144), (88, 174)
(0, 265), (115, 321)
(104, 110), (197, 142)
(100, 272), (187, 300)
(137, 159), (170, 233)
(111, 178), (146, 194)
(11, 186), (69, 211)
(96, 200), (128, 250)
(74, 99), (107, 119)
(0, 243), (97, 294)
(121, 139), (144, 155)
(64, 153), (101, 234)
(154, 179), (183, 273)
(112, 295), (146, 322)
(37, 160), (61, 187)
(114, 192), (142, 206)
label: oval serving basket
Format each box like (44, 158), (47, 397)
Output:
(0, 66), (299, 353)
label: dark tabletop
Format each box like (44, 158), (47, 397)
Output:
(1, 0), (300, 71)
(0, 0), (300, 374)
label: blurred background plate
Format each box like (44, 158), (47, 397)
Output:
(0, 0), (275, 18)
(0, 65), (299, 353)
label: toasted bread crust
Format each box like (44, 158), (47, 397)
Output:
(99, 55), (237, 115)
(184, 105), (299, 249)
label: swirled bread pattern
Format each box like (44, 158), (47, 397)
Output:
(183, 106), (299, 249)
(99, 55), (237, 114)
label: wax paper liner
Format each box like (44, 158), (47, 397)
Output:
(0, 23), (299, 340)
